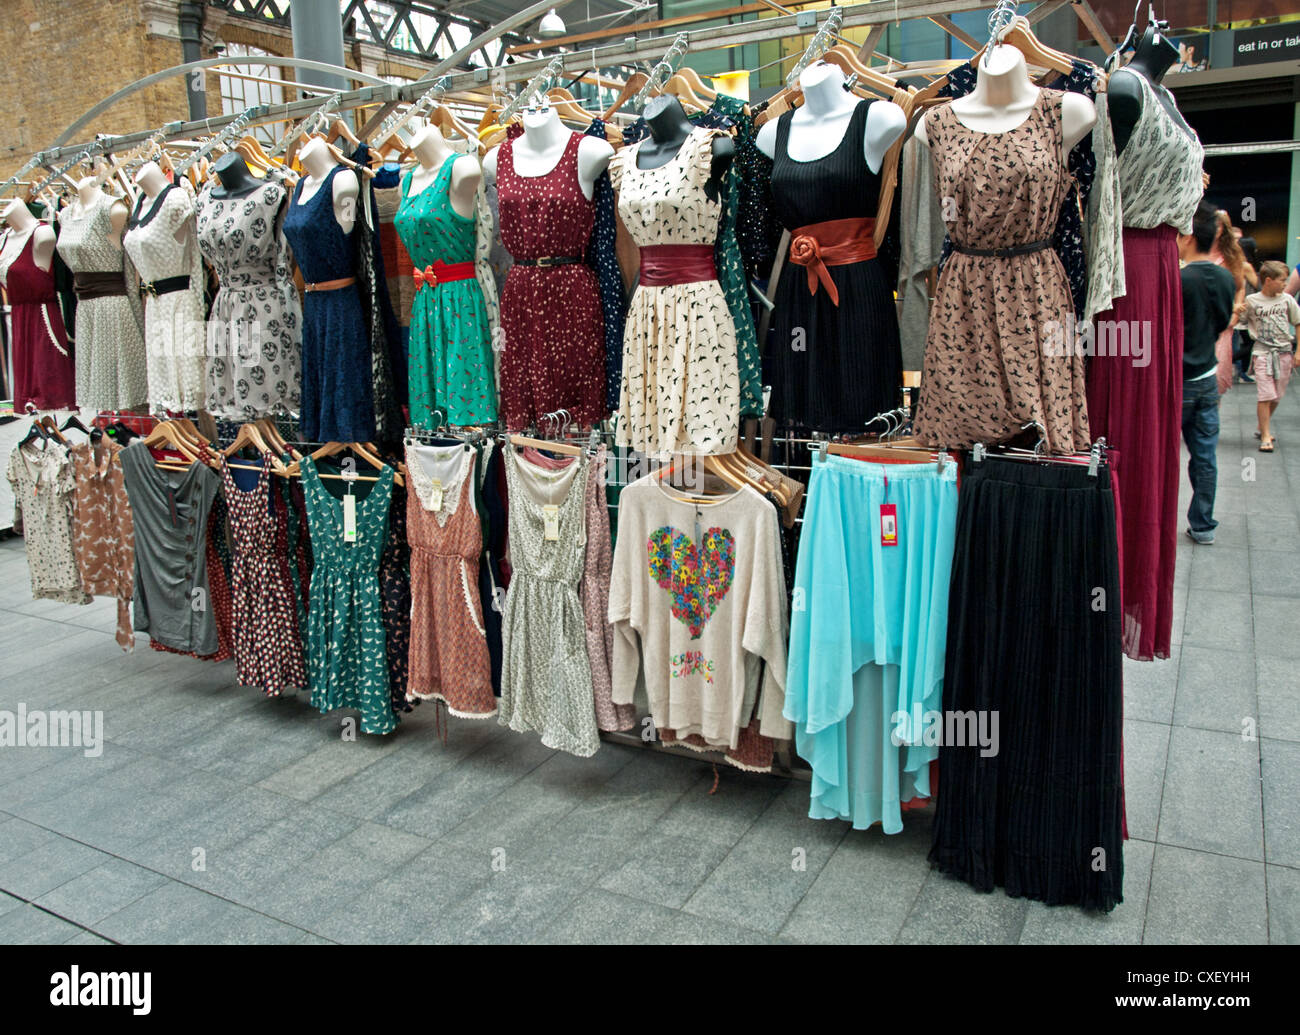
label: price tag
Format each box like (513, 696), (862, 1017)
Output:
(429, 477), (443, 511)
(543, 504), (560, 541)
(340, 468), (359, 483)
(343, 492), (357, 543)
(880, 503), (898, 547)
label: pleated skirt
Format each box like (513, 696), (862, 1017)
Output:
(1086, 225), (1182, 661)
(786, 454), (958, 833)
(928, 456), (1124, 911)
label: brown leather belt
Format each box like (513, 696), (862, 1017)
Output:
(639, 244), (717, 287)
(73, 271), (129, 300)
(788, 216), (877, 307)
(304, 276), (357, 292)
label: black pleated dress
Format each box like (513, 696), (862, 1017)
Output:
(767, 100), (903, 433)
(929, 456), (1125, 912)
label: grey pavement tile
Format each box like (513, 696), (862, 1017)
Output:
(656, 910), (774, 944)
(1266, 864), (1300, 945)
(0, 903), (87, 944)
(1256, 655), (1300, 742)
(1181, 590), (1254, 652)
(597, 833), (734, 910)
(34, 858), (170, 927)
(1158, 725), (1263, 860)
(781, 820), (933, 944)
(652, 767), (785, 846)
(537, 888), (682, 945)
(1122, 650), (1179, 725)
(0, 836), (115, 901)
(0, 891), (23, 917)
(440, 775), (587, 858)
(255, 735), (403, 802)
(1173, 646), (1256, 734)
(1120, 719), (1170, 843)
(94, 880), (301, 945)
(425, 859), (588, 944)
(63, 930), (115, 945)
(1260, 738), (1300, 868)
(1187, 546), (1251, 593)
(1250, 549), (1300, 599)
(1252, 595), (1300, 659)
(680, 783), (845, 935)
(897, 869), (1029, 944)
(1168, 578), (1188, 648)
(1144, 844), (1267, 944)
(0, 816), (59, 865)
(1019, 837), (1155, 945)
(1247, 512), (1300, 549)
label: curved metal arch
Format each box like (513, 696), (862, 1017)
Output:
(53, 58), (391, 148)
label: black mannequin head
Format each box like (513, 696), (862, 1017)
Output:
(1127, 19), (1180, 83)
(212, 152), (262, 198)
(643, 95), (693, 143)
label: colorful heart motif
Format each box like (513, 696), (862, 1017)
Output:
(647, 526), (735, 639)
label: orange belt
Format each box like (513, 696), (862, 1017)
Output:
(788, 216), (877, 307)
(304, 276), (357, 293)
(412, 260), (476, 289)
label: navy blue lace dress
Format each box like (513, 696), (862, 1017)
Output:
(283, 165), (375, 442)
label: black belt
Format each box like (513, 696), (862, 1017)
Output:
(139, 275), (191, 298)
(514, 256), (584, 267)
(74, 271), (128, 300)
(952, 239), (1052, 259)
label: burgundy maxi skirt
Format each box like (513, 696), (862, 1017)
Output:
(1086, 225), (1182, 662)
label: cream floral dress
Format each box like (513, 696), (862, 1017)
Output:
(611, 127), (739, 457)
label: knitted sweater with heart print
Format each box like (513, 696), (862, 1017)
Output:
(608, 476), (791, 749)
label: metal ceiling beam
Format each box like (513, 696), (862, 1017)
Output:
(1071, 0), (1115, 53)
(1026, 0), (1071, 26)
(929, 15), (980, 52)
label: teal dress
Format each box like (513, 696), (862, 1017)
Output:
(300, 455), (396, 736)
(394, 162), (498, 427)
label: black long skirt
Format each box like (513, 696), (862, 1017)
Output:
(928, 455), (1125, 912)
(765, 255), (902, 434)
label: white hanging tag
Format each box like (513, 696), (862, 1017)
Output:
(543, 504), (560, 541)
(429, 477), (443, 511)
(343, 493), (357, 543)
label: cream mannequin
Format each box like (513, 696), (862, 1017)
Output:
(483, 105), (614, 201)
(755, 62), (907, 174)
(295, 135), (360, 234)
(915, 46), (1096, 160)
(406, 124), (481, 220)
(76, 175), (129, 246)
(134, 160), (171, 201)
(1, 198), (56, 273)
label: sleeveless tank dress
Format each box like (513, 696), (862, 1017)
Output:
(56, 192), (148, 411)
(498, 446), (600, 757)
(1086, 68), (1204, 662)
(405, 442), (495, 717)
(394, 162), (497, 427)
(496, 129), (605, 430)
(768, 100), (903, 433)
(914, 89), (1089, 454)
(0, 230), (75, 410)
(282, 167), (375, 443)
(610, 127), (740, 456)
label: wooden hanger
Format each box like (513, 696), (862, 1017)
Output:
(820, 47), (904, 99)
(142, 420), (208, 468)
(658, 75), (708, 114)
(222, 423), (288, 475)
(298, 133), (375, 179)
(254, 418), (298, 460)
(287, 442), (403, 486)
(972, 16), (1074, 77)
(545, 88), (623, 144)
(507, 432), (582, 458)
(601, 71), (649, 122)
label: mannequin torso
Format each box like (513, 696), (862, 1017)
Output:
(295, 137), (360, 233)
(1107, 25), (1184, 155)
(635, 95), (733, 202)
(76, 176), (128, 246)
(133, 160), (190, 245)
(210, 152), (263, 199)
(2, 198), (56, 273)
(756, 62), (906, 174)
(483, 107), (613, 201)
(406, 125), (481, 220)
(916, 47), (1095, 160)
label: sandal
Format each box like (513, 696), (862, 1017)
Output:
(1260, 439), (1276, 452)
(1255, 430), (1277, 441)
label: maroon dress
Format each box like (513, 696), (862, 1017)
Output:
(1, 232), (75, 410)
(496, 126), (605, 429)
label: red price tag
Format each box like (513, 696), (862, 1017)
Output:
(880, 503), (898, 547)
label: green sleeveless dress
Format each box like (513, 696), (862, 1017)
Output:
(300, 455), (396, 736)
(394, 161), (498, 427)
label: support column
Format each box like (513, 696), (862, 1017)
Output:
(290, 0), (349, 92)
(179, 0), (207, 120)
(1289, 102), (1300, 271)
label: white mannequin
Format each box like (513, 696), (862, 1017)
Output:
(295, 136), (360, 234)
(483, 105), (614, 202)
(915, 45), (1096, 160)
(756, 62), (907, 174)
(406, 124), (481, 221)
(134, 160), (170, 201)
(1, 198), (56, 273)
(76, 175), (129, 247)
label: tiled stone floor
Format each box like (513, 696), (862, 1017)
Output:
(0, 381), (1295, 944)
